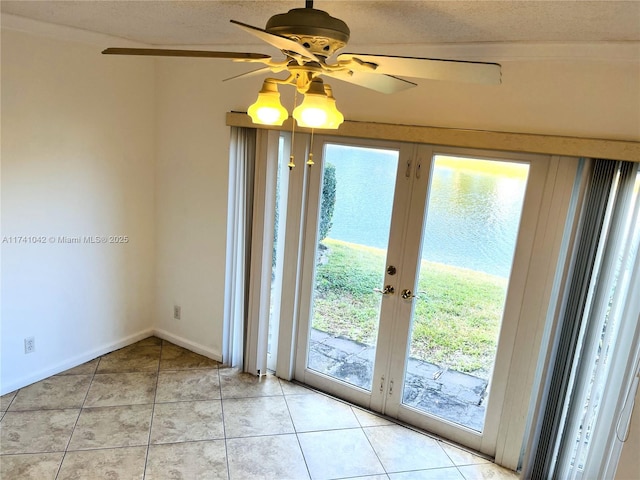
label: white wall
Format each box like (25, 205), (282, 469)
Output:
(1, 28), (157, 393)
(153, 59), (259, 360)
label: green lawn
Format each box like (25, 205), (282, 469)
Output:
(312, 238), (507, 378)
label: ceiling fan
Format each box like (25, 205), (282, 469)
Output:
(103, 0), (501, 129)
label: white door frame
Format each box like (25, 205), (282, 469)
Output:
(293, 136), (416, 408)
(268, 133), (578, 467)
(382, 146), (570, 457)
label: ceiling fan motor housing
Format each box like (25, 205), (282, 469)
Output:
(265, 8), (350, 57)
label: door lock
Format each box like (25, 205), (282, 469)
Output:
(386, 265), (397, 275)
(374, 285), (395, 295)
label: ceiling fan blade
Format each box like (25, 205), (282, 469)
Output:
(324, 70), (416, 94)
(102, 48), (270, 60)
(337, 53), (502, 85)
(223, 66), (272, 82)
(230, 19), (319, 62)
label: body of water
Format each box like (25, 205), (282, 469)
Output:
(324, 144), (529, 278)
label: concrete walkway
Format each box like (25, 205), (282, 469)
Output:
(308, 328), (488, 432)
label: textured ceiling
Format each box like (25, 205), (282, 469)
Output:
(2, 0), (639, 47)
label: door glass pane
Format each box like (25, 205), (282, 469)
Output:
(402, 155), (529, 431)
(308, 144), (399, 391)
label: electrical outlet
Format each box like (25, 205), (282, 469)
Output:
(173, 305), (181, 320)
(24, 337), (35, 354)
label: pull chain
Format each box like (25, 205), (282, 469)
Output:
(289, 88), (299, 170)
(307, 128), (315, 167)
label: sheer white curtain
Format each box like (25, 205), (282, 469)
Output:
(244, 130), (281, 376)
(222, 127), (256, 368)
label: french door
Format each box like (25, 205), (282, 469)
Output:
(292, 136), (556, 456)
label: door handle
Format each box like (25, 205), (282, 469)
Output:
(374, 285), (395, 295)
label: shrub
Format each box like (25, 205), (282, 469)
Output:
(319, 163), (336, 242)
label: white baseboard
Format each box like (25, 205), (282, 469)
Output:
(153, 328), (223, 363)
(0, 328), (155, 395)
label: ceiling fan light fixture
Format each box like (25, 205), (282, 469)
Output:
(293, 78), (342, 129)
(248, 80), (289, 126)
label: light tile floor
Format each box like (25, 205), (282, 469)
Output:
(0, 337), (519, 480)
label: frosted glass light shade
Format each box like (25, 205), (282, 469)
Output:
(248, 80), (288, 126)
(293, 78), (334, 129)
(293, 99), (329, 128)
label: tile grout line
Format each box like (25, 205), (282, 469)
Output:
(54, 357), (100, 479)
(281, 380), (314, 480)
(141, 340), (163, 479)
(437, 439), (474, 479)
(2, 390), (19, 413)
(218, 367), (233, 480)
(356, 411), (390, 478)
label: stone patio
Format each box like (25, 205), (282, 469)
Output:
(308, 328), (488, 432)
